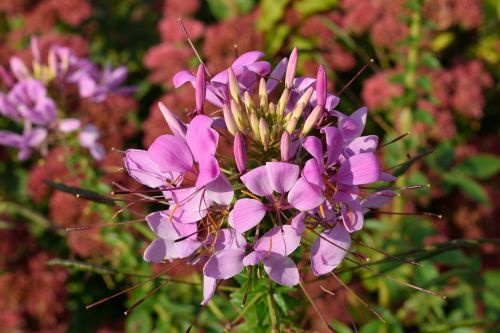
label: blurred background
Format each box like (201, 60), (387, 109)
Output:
(0, 0), (499, 332)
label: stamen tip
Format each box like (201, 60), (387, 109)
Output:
(369, 58), (375, 63)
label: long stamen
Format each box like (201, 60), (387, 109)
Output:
(299, 280), (335, 332)
(376, 211), (443, 219)
(329, 273), (385, 323)
(379, 132), (410, 149)
(337, 59), (374, 96)
(178, 18), (211, 78)
(354, 239), (422, 266)
(65, 218), (146, 232)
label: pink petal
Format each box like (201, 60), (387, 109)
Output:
(291, 213), (306, 235)
(240, 165), (272, 197)
(124, 149), (172, 188)
(213, 229), (247, 252)
(341, 201), (364, 233)
(254, 225), (301, 256)
(321, 127), (343, 166)
(242, 251), (266, 266)
(361, 190), (396, 209)
(195, 154), (220, 189)
(148, 135), (193, 173)
(186, 115), (219, 162)
(158, 102), (187, 139)
(310, 223), (351, 276)
(288, 177), (324, 211)
(338, 107), (367, 142)
(231, 198), (267, 233)
(233, 51), (265, 67)
(263, 255), (300, 286)
(337, 152), (381, 185)
(205, 174), (234, 206)
(379, 172), (397, 182)
(266, 58), (287, 93)
(203, 249), (246, 279)
(265, 162), (299, 194)
(303, 136), (325, 171)
(171, 187), (209, 220)
(302, 158), (324, 188)
(172, 70), (195, 88)
(146, 211), (198, 239)
(201, 275), (217, 305)
(143, 238), (167, 263)
(345, 135), (378, 156)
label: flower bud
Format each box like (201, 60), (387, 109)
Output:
(316, 65), (327, 109)
(195, 64), (206, 115)
(231, 99), (245, 132)
(300, 105), (322, 137)
(276, 88), (290, 120)
(259, 118), (270, 150)
(223, 103), (237, 135)
(268, 102), (276, 116)
(259, 77), (268, 111)
(159, 102), (187, 138)
(286, 116), (298, 134)
(228, 67), (240, 104)
(249, 112), (260, 139)
(285, 48), (298, 89)
(280, 131), (291, 162)
(291, 86), (314, 120)
(244, 90), (255, 113)
(234, 132), (247, 174)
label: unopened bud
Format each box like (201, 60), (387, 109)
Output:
(259, 77), (268, 111)
(268, 102), (276, 116)
(223, 103), (237, 135)
(234, 132), (247, 174)
(291, 86), (314, 119)
(316, 65), (327, 109)
(301, 105), (322, 137)
(285, 48), (298, 89)
(286, 116), (298, 134)
(259, 118), (270, 150)
(276, 88), (290, 119)
(195, 64), (206, 115)
(280, 131), (291, 161)
(249, 112), (260, 139)
(228, 67), (240, 104)
(244, 91), (255, 113)
(231, 99), (245, 132)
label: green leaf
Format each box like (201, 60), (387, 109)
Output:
(414, 108), (435, 125)
(445, 174), (489, 204)
(455, 154), (500, 180)
(293, 0), (338, 17)
(44, 180), (116, 205)
(256, 0), (290, 31)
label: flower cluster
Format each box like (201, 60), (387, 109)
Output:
(124, 49), (396, 304)
(0, 38), (131, 160)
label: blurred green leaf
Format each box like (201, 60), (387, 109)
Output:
(257, 0), (290, 31)
(455, 154), (500, 180)
(293, 0), (338, 17)
(444, 174), (489, 204)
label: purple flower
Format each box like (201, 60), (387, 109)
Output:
(242, 213), (305, 286)
(2, 79), (56, 125)
(148, 115), (220, 189)
(173, 51), (271, 108)
(0, 127), (47, 160)
(229, 162), (323, 233)
(79, 124), (105, 161)
(310, 222), (351, 276)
